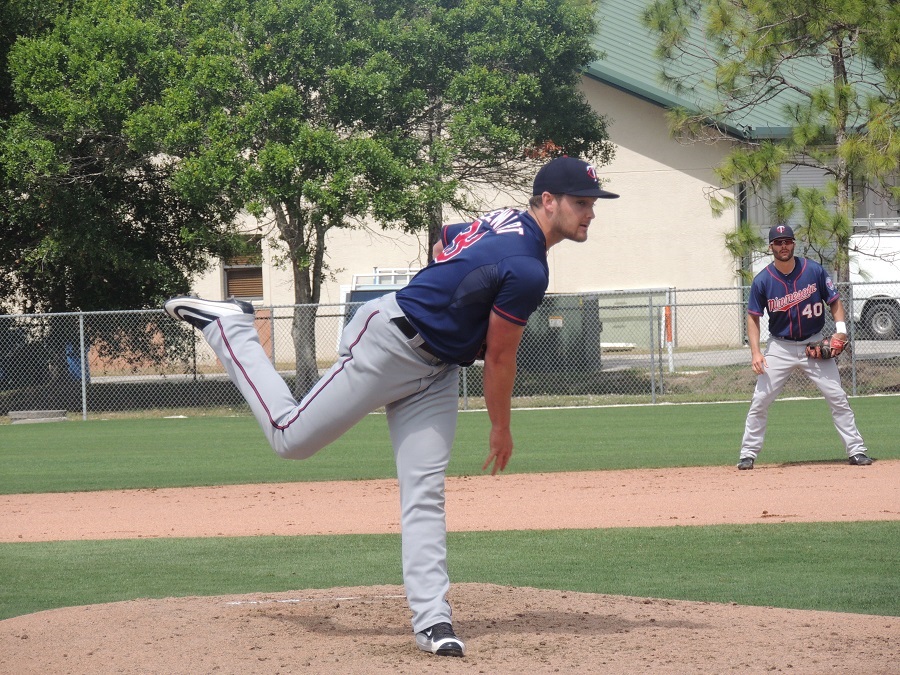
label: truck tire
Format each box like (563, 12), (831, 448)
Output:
(863, 300), (900, 340)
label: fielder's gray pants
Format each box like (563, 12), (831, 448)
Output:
(739, 335), (867, 460)
(203, 293), (460, 633)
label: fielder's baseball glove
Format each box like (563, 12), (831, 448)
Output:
(805, 333), (849, 359)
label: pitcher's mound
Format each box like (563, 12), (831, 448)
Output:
(2, 583), (897, 674)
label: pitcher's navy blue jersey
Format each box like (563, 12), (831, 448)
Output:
(748, 257), (840, 340)
(396, 208), (549, 364)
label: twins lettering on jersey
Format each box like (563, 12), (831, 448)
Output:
(436, 209), (524, 262)
(767, 283), (817, 313)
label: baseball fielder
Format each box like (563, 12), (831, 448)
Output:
(164, 156), (619, 656)
(737, 224), (873, 469)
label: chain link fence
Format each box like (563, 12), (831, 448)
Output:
(2, 283), (899, 421)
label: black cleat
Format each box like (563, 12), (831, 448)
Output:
(163, 296), (254, 330)
(415, 622), (465, 657)
(848, 453), (874, 466)
(737, 457), (755, 470)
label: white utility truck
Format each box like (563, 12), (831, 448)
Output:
(849, 219), (900, 339)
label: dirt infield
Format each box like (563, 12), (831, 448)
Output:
(2, 461), (898, 673)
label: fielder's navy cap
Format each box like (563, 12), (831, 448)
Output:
(533, 156), (619, 199)
(768, 224), (795, 242)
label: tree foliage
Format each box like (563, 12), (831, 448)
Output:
(2, 0), (614, 390)
(122, 0), (447, 390)
(3, 0), (613, 313)
(0, 1), (69, 121)
(643, 0), (900, 281)
(0, 0), (244, 314)
(372, 0), (615, 248)
(129, 0), (613, 391)
(128, 0), (437, 309)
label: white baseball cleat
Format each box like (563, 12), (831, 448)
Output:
(415, 622), (465, 657)
(163, 296), (254, 330)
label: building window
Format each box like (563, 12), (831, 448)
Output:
(224, 236), (263, 300)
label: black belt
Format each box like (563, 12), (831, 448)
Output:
(392, 316), (439, 357)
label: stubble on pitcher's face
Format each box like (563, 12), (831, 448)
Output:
(551, 195), (597, 243)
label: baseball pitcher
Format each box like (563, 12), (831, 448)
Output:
(164, 156), (619, 656)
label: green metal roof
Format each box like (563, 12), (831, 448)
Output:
(587, 0), (878, 140)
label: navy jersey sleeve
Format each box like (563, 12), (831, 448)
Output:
(747, 275), (767, 317)
(493, 256), (549, 325)
(821, 269), (840, 305)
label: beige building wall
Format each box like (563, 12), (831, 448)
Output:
(572, 78), (739, 293)
(193, 77), (744, 350)
(193, 223), (430, 307)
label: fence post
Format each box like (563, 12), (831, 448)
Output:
(648, 296), (656, 403)
(657, 308), (666, 395)
(269, 305), (276, 367)
(848, 283), (858, 396)
(192, 333), (197, 381)
(665, 288), (675, 373)
(461, 367), (468, 410)
(79, 313), (88, 421)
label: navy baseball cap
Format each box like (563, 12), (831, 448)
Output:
(533, 156), (619, 199)
(768, 224), (795, 242)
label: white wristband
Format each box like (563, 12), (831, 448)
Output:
(835, 321), (847, 334)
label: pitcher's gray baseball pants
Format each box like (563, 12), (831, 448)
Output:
(739, 335), (867, 460)
(203, 293), (460, 633)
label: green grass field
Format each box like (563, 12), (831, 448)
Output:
(1, 396), (898, 620)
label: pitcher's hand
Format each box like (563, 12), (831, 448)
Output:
(483, 427), (513, 475)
